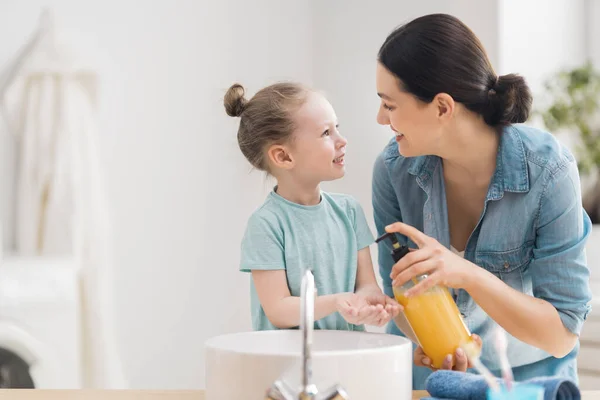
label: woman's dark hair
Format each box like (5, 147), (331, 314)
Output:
(378, 13), (532, 126)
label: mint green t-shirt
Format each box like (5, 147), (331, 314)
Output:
(240, 188), (375, 331)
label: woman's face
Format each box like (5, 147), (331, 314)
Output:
(375, 63), (445, 157)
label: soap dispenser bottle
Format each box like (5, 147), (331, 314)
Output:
(376, 232), (479, 369)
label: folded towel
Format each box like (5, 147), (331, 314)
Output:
(421, 370), (580, 400)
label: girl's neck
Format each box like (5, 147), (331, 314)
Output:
(274, 175), (321, 206)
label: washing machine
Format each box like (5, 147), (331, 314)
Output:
(0, 255), (82, 388)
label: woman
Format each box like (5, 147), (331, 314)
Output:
(372, 13), (592, 389)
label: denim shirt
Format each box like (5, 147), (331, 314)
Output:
(372, 124), (593, 389)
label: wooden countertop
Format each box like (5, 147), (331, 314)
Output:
(0, 390), (428, 399)
(0, 391), (598, 399)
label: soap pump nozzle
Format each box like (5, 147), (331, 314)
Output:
(375, 232), (410, 263)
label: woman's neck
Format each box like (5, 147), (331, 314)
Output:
(274, 174), (321, 206)
(438, 118), (500, 188)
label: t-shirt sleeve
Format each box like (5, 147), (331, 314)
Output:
(349, 197), (375, 250)
(239, 213), (286, 273)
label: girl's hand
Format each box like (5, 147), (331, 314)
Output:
(335, 293), (375, 325)
(336, 292), (401, 326)
(359, 291), (402, 326)
(385, 222), (476, 297)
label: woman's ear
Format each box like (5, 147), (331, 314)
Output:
(433, 93), (455, 121)
(267, 144), (294, 170)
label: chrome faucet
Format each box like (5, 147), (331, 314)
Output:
(265, 269), (349, 400)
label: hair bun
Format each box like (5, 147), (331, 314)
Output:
(484, 74), (532, 126)
(224, 83), (248, 117)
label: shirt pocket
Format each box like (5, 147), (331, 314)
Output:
(475, 242), (534, 293)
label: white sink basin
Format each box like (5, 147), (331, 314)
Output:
(204, 329), (413, 399)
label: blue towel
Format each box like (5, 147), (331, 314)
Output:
(422, 370), (580, 400)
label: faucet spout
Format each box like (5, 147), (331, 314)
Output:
(300, 268), (317, 397)
(265, 269), (349, 400)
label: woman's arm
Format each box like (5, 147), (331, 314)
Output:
(463, 266), (578, 358)
(469, 160), (592, 357)
(389, 221), (583, 357)
(388, 160), (593, 358)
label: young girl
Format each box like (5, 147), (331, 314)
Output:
(225, 82), (400, 331)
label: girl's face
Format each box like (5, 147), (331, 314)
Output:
(274, 92), (348, 184)
(375, 63), (445, 157)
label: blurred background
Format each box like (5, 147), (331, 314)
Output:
(0, 0), (598, 391)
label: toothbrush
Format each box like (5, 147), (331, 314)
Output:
(461, 341), (501, 392)
(494, 326), (514, 391)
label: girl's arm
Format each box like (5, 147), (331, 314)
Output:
(252, 270), (356, 329)
(242, 213), (348, 329)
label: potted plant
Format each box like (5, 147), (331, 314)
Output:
(537, 61), (600, 224)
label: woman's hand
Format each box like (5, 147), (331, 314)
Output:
(415, 334), (483, 371)
(386, 222), (476, 297)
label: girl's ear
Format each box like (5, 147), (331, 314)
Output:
(267, 144), (294, 170)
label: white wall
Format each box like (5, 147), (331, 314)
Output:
(588, 0), (600, 68)
(498, 0), (587, 106)
(496, 0), (587, 180)
(0, 0), (312, 389)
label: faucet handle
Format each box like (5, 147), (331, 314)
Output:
(316, 384), (349, 400)
(265, 381), (349, 400)
(265, 379), (295, 400)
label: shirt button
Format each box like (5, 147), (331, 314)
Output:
(426, 214), (432, 220)
(504, 261), (510, 269)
